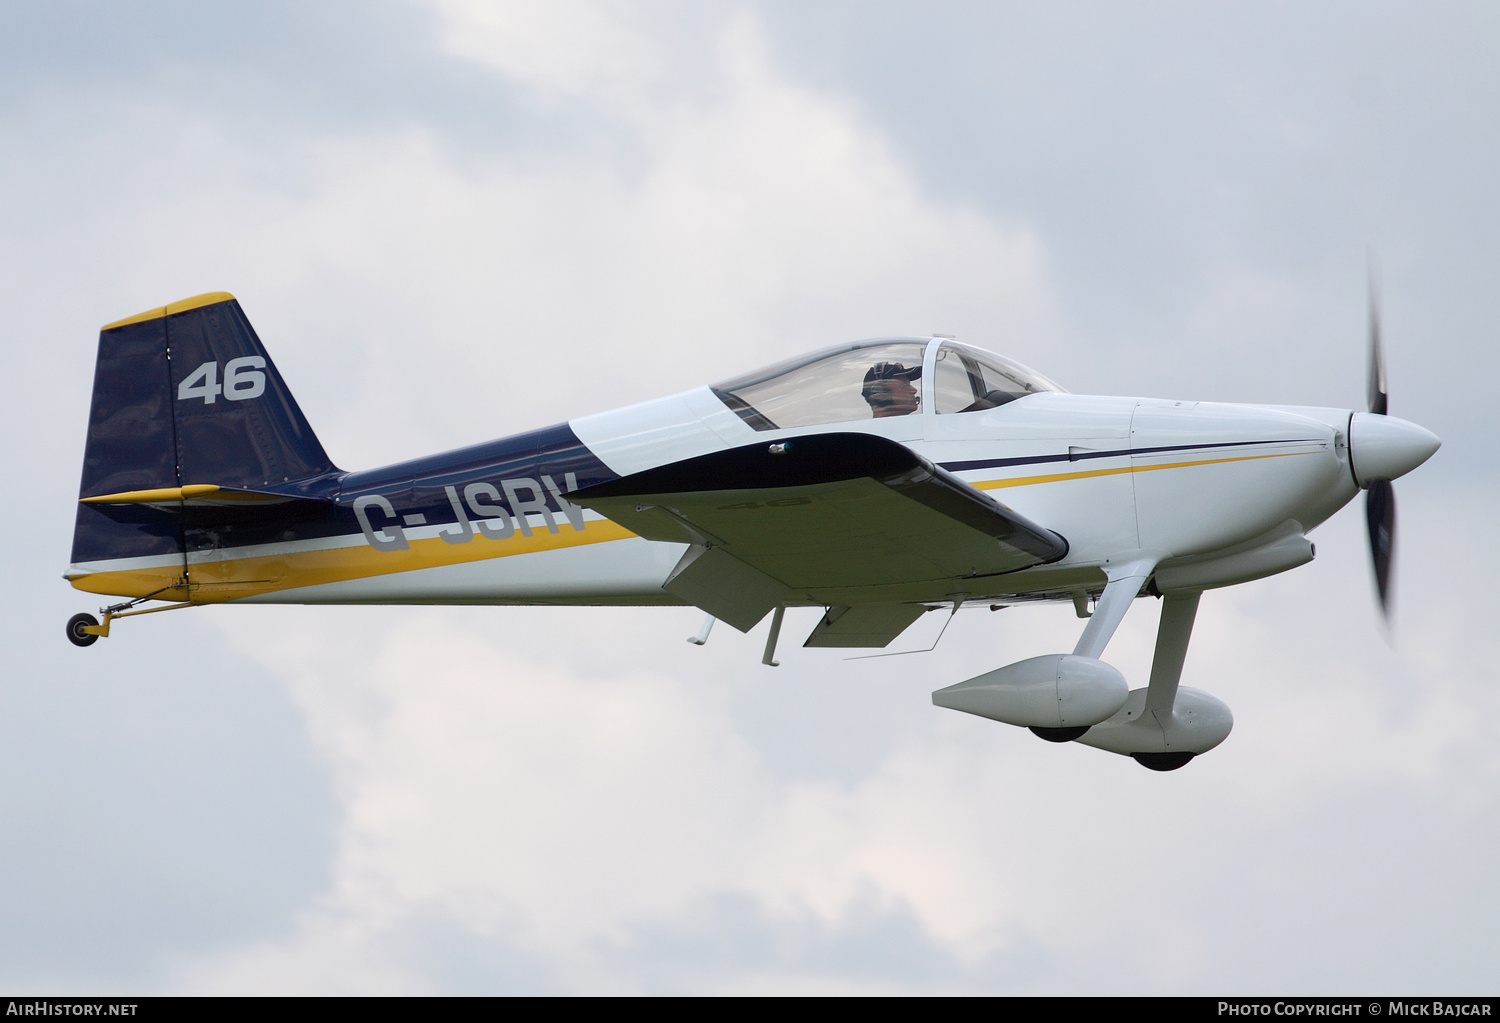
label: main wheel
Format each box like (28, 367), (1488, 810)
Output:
(1030, 725), (1091, 743)
(1132, 751), (1195, 771)
(66, 613), (100, 647)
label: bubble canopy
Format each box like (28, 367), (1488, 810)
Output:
(711, 338), (1063, 432)
(931, 339), (1066, 414)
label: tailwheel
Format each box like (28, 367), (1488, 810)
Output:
(66, 613), (100, 648)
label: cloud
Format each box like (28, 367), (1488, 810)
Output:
(167, 484), (1499, 994)
(424, 0), (671, 102)
(88, 1), (1072, 993)
(56, 2), (1059, 472)
(5, 0), (1493, 996)
(167, 608), (1067, 993)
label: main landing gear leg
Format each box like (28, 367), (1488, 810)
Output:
(1071, 554), (1163, 660)
(1133, 591), (1201, 772)
(936, 558), (1162, 742)
(1073, 585), (1232, 769)
(1017, 555), (1161, 742)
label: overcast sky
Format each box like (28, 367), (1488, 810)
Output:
(1, 0), (1496, 994)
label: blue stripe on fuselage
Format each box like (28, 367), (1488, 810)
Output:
(936, 438), (1317, 474)
(72, 423), (619, 564)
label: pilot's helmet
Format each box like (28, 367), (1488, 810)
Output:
(861, 361), (922, 403)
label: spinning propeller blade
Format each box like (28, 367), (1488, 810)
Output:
(1367, 268), (1388, 417)
(1366, 478), (1395, 619)
(1364, 263), (1394, 621)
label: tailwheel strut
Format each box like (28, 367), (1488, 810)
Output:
(66, 587), (195, 647)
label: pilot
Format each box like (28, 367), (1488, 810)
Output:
(862, 361), (922, 418)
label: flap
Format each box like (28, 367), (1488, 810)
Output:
(663, 545), (791, 632)
(572, 433), (1068, 618)
(803, 603), (930, 648)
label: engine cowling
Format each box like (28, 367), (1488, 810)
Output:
(931, 654), (1129, 729)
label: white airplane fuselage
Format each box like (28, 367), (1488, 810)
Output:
(228, 388), (1357, 610)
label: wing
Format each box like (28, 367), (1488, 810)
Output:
(572, 432), (1068, 632)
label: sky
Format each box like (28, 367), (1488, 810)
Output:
(1, 0), (1496, 994)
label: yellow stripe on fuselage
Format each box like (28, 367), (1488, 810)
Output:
(970, 450), (1313, 491)
(71, 449), (1318, 602)
(72, 519), (639, 602)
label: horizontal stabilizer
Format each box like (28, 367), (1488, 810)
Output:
(80, 483), (332, 511)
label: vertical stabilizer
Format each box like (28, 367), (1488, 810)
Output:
(71, 292), (336, 568)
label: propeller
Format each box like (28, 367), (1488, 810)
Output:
(1363, 265), (1395, 621)
(1367, 270), (1388, 417)
(1366, 476), (1395, 619)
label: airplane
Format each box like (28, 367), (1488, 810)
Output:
(63, 291), (1440, 770)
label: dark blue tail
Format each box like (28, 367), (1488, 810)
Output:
(71, 292), (337, 566)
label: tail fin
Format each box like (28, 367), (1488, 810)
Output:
(71, 292), (337, 569)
